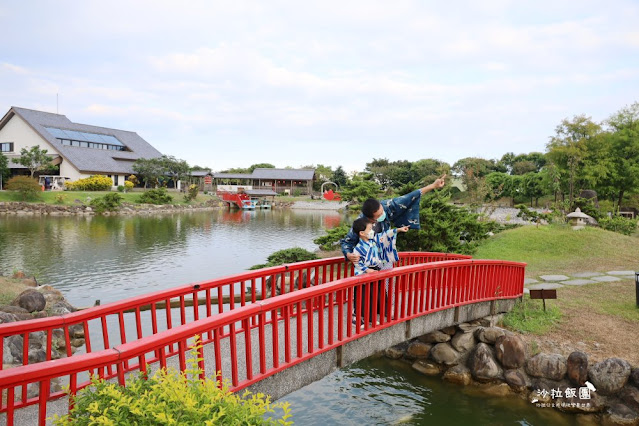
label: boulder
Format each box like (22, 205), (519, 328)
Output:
(0, 312), (18, 324)
(475, 327), (505, 344)
(412, 360), (442, 376)
(443, 365), (472, 386)
(468, 343), (502, 382)
(0, 305), (29, 314)
(495, 334), (526, 369)
(601, 403), (639, 426)
(620, 386), (639, 413)
(525, 353), (567, 381)
(556, 391), (605, 414)
(477, 382), (513, 397)
(567, 351), (589, 386)
(451, 331), (476, 353)
(406, 341), (432, 359)
(5, 335), (23, 364)
(430, 343), (459, 366)
(504, 369), (529, 392)
(458, 321), (481, 333)
(11, 289), (46, 313)
(631, 368), (639, 388)
(384, 346), (405, 360)
(441, 326), (457, 336)
(418, 330), (451, 344)
(588, 358), (632, 395)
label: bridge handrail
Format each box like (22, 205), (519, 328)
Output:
(0, 252), (470, 337)
(0, 258), (525, 425)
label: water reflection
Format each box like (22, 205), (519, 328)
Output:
(282, 357), (578, 425)
(0, 209), (346, 307)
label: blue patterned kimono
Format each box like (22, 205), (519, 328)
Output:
(340, 189), (422, 263)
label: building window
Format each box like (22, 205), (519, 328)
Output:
(0, 142), (14, 152)
(114, 175), (119, 186)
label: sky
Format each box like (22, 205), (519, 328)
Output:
(1, 1), (638, 174)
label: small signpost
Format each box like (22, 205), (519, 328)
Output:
(529, 289), (557, 311)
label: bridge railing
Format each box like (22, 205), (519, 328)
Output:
(0, 257), (524, 425)
(0, 253), (469, 414)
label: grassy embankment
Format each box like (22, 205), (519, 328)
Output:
(474, 225), (639, 363)
(0, 190), (214, 206)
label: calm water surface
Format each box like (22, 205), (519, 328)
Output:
(1, 209), (576, 425)
(0, 209), (344, 307)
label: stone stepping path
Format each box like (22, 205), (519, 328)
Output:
(524, 270), (635, 289)
(539, 275), (570, 282)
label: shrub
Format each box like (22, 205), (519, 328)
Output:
(250, 247), (319, 270)
(65, 175), (113, 191)
(292, 189), (303, 197)
(90, 193), (123, 213)
(52, 341), (292, 425)
(314, 224), (350, 251)
(599, 216), (638, 236)
(124, 180), (134, 192)
(54, 193), (67, 205)
(184, 184), (199, 202)
(117, 185), (125, 192)
(138, 188), (173, 205)
(5, 176), (42, 200)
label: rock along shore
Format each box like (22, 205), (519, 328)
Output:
(386, 315), (639, 425)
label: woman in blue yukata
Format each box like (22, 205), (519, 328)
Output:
(340, 174), (446, 325)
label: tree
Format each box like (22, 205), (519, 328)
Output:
(511, 160), (537, 175)
(340, 176), (381, 203)
(546, 115), (601, 205)
(602, 102), (639, 209)
(332, 166), (349, 188)
(452, 157), (503, 194)
(248, 163), (275, 172)
(520, 172), (545, 206)
(365, 158), (393, 189)
(17, 146), (53, 178)
(132, 157), (165, 188)
(397, 192), (495, 254)
(0, 152), (9, 190)
(304, 164), (333, 191)
(161, 155), (190, 189)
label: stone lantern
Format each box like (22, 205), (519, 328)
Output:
(566, 208), (589, 230)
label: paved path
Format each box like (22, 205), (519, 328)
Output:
(522, 269), (635, 293)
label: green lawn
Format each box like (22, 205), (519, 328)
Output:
(474, 224), (639, 276)
(0, 190), (215, 206)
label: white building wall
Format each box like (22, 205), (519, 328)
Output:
(0, 114), (60, 156)
(0, 114), (86, 180)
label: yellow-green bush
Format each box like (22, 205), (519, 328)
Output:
(124, 180), (134, 191)
(6, 176), (42, 200)
(51, 342), (292, 425)
(65, 175), (113, 191)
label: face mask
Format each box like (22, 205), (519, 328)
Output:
(377, 211), (386, 222)
(366, 230), (375, 239)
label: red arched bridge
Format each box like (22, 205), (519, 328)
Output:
(0, 253), (525, 425)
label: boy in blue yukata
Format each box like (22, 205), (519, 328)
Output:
(351, 217), (409, 326)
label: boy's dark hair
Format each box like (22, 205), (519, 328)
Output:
(362, 198), (381, 219)
(352, 217), (371, 235)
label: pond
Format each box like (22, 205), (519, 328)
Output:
(0, 208), (576, 425)
(0, 209), (344, 307)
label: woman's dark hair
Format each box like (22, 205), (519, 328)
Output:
(352, 217), (371, 235)
(362, 198), (381, 219)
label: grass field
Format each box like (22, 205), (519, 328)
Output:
(0, 190), (215, 206)
(474, 224), (639, 276)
